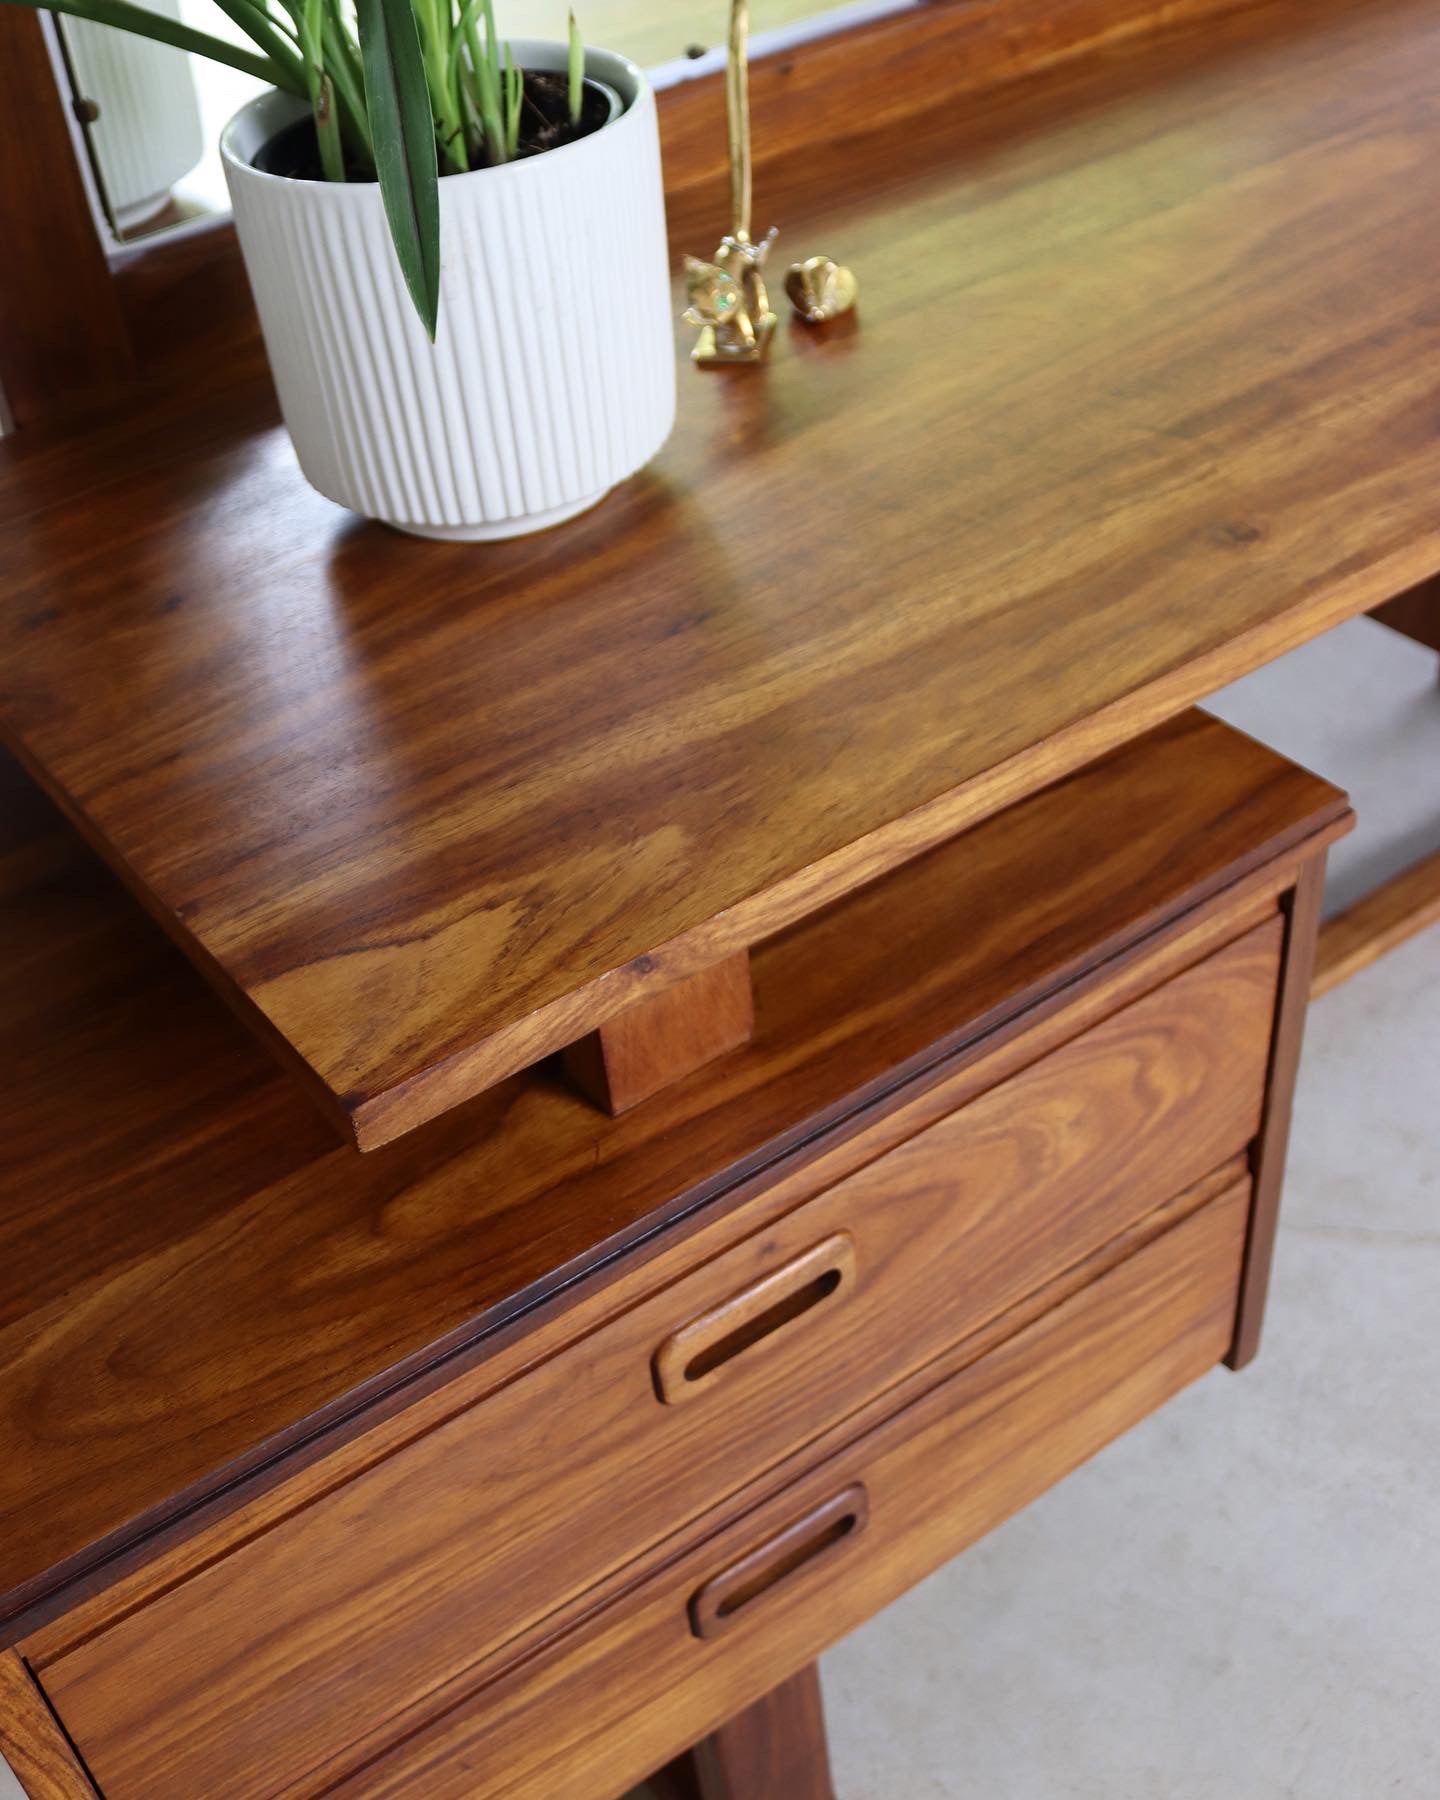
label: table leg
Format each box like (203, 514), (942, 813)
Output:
(1371, 579), (1440, 676)
(652, 1663), (836, 1800)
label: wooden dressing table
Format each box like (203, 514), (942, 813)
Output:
(1, 0), (1437, 1792)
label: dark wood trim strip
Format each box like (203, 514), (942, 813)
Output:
(1227, 848), (1334, 1370)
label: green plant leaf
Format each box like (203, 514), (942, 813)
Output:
(567, 10), (582, 128)
(504, 43), (521, 157)
(0, 0), (304, 93)
(355, 0), (441, 338)
(468, 0), (505, 165)
(311, 68), (346, 181)
(320, 2), (376, 164)
(212, 0), (308, 92)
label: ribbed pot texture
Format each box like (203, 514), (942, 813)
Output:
(65, 7), (204, 230)
(222, 45), (676, 541)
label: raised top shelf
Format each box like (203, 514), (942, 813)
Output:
(0, 0), (1435, 1147)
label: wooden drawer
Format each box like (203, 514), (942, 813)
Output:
(38, 923), (1282, 1799)
(323, 1177), (1253, 1798)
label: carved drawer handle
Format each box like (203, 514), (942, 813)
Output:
(689, 1485), (870, 1639)
(652, 1233), (858, 1405)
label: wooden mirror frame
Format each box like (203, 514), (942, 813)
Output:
(0, 0), (1268, 430)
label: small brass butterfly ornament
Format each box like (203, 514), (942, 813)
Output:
(685, 229), (780, 365)
(785, 255), (859, 325)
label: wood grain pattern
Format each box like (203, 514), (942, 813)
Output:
(1313, 848), (1440, 998)
(315, 1184), (1249, 1799)
(0, 14), (133, 427)
(0, 710), (1340, 1639)
(563, 951), (755, 1114)
(0, 0), (1417, 1147)
(660, 0), (1271, 226)
(680, 1663), (834, 1800)
(0, 1652), (98, 1800)
(36, 924), (1283, 1800)
(26, 1157), (1252, 1800)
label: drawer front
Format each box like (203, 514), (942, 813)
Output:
(331, 1180), (1252, 1798)
(41, 924), (1281, 1800)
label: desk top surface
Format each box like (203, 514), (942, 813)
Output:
(1, 0), (1434, 1147)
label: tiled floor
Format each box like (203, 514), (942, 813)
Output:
(6, 621), (1436, 1799)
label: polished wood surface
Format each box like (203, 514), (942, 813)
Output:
(1313, 849), (1440, 999)
(0, 1650), (97, 1800)
(659, 0), (1275, 227)
(563, 950), (755, 1114)
(34, 922), (1281, 1800)
(0, 0), (1424, 1148)
(312, 1185), (1249, 1798)
(0, 711), (1341, 1639)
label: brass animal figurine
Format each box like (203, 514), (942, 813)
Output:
(785, 255), (859, 325)
(685, 228), (780, 365)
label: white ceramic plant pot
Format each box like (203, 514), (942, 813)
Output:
(63, 9), (204, 231)
(221, 44), (676, 540)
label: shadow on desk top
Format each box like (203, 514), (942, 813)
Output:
(0, 0), (1434, 1154)
(0, 712), (1346, 1639)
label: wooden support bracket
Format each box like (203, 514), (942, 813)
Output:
(562, 951), (756, 1116)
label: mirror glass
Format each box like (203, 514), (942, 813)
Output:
(55, 0), (883, 247)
